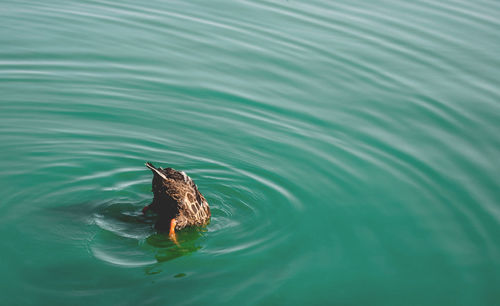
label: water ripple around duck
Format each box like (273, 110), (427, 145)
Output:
(2, 0), (500, 304)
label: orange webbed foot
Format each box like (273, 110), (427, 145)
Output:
(169, 218), (179, 245)
(142, 204), (151, 214)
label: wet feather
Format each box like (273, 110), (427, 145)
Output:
(145, 162), (210, 231)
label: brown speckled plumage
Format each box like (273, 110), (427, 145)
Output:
(144, 162), (210, 231)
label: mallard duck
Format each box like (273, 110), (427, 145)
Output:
(142, 162), (210, 242)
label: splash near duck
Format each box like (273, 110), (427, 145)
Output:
(143, 162), (210, 243)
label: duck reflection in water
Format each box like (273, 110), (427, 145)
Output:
(93, 201), (205, 268)
(146, 227), (204, 263)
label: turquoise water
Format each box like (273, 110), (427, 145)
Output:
(1, 0), (500, 304)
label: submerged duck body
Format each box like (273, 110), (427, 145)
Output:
(143, 162), (210, 237)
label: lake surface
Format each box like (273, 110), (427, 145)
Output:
(1, 0), (500, 305)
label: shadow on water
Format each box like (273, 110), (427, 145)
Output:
(146, 228), (204, 263)
(144, 228), (204, 275)
(92, 201), (205, 270)
(38, 200), (206, 273)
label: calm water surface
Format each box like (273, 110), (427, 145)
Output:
(1, 0), (500, 305)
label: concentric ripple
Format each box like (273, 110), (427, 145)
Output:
(1, 0), (500, 305)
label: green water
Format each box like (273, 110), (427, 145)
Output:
(1, 0), (500, 305)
